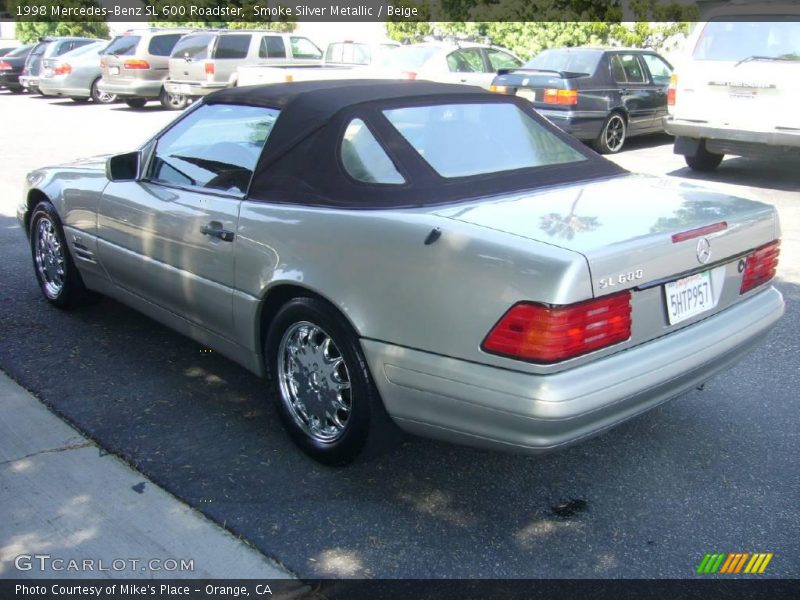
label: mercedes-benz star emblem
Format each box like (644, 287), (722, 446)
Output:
(696, 237), (712, 264)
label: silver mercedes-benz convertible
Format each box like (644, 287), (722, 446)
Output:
(18, 80), (784, 464)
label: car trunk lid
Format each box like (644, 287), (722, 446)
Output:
(435, 174), (778, 298)
(168, 32), (216, 84)
(492, 68), (588, 110)
(101, 35), (144, 83)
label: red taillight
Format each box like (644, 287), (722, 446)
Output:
(482, 291), (632, 363)
(99, 58), (106, 68)
(671, 221), (728, 243)
(0, 61), (11, 71)
(667, 73), (677, 106)
(53, 63), (72, 75)
(205, 62), (215, 75)
(740, 241), (780, 294)
(543, 88), (578, 105)
(123, 59), (150, 70)
(400, 70), (417, 80)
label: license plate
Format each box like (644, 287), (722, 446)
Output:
(516, 88), (536, 102)
(664, 271), (715, 325)
(109, 66), (120, 76)
(179, 84), (192, 94)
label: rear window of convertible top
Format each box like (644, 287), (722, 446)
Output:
(382, 102), (586, 178)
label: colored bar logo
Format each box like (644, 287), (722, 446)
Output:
(696, 552), (773, 574)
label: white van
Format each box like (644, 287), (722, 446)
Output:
(664, 2), (800, 171)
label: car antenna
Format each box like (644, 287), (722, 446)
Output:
(424, 227), (442, 245)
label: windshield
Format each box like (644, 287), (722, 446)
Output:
(383, 102), (586, 178)
(524, 49), (601, 74)
(171, 33), (215, 60)
(102, 35), (141, 56)
(373, 46), (438, 70)
(694, 20), (800, 61)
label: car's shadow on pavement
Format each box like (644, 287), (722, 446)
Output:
(1, 215), (798, 579)
(669, 156), (800, 193)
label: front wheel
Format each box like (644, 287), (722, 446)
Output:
(685, 140), (724, 171)
(124, 98), (147, 109)
(91, 79), (116, 104)
(29, 201), (93, 308)
(159, 87), (187, 110)
(265, 297), (402, 465)
(593, 112), (627, 154)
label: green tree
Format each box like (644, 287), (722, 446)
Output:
(13, 0), (109, 43)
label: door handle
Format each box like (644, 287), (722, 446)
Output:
(201, 223), (235, 242)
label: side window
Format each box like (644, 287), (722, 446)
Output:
(325, 43), (343, 63)
(610, 55), (626, 83)
(641, 54), (672, 85)
(289, 37), (322, 60)
(486, 48), (522, 71)
(447, 48), (484, 73)
(149, 104), (280, 195)
(340, 119), (405, 185)
(619, 54), (646, 83)
(259, 36), (286, 59)
(215, 35), (252, 60)
(148, 34), (183, 57)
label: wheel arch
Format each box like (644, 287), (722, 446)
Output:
(256, 282), (364, 359)
(23, 188), (52, 236)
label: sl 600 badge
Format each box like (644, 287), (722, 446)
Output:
(598, 269), (644, 289)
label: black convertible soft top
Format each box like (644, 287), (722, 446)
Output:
(205, 80), (626, 208)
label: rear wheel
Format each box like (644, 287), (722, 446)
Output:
(593, 112), (627, 154)
(124, 98), (147, 109)
(265, 297), (402, 465)
(685, 140), (724, 171)
(159, 87), (187, 110)
(90, 78), (116, 104)
(8, 86), (23, 94)
(29, 200), (94, 308)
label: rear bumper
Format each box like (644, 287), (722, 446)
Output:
(0, 72), (22, 87)
(163, 80), (227, 97)
(19, 76), (39, 90)
(362, 286), (784, 455)
(38, 79), (89, 98)
(664, 117), (800, 152)
(97, 78), (164, 98)
(536, 108), (606, 140)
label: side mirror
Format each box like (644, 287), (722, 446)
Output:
(106, 151), (141, 182)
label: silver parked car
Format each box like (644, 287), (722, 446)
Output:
(164, 30), (323, 98)
(18, 81), (784, 465)
(39, 41), (116, 103)
(20, 37), (98, 93)
(98, 28), (193, 110)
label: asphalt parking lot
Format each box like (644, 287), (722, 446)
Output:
(0, 90), (798, 578)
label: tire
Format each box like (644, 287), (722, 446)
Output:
(124, 98), (147, 109)
(90, 78), (116, 104)
(8, 86), (23, 94)
(593, 112), (627, 154)
(265, 297), (402, 465)
(159, 87), (187, 110)
(29, 200), (93, 309)
(685, 140), (724, 172)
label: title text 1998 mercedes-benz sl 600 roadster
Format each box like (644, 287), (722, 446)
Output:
(19, 80), (784, 464)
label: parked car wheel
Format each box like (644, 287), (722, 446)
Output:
(29, 201), (94, 308)
(593, 112), (627, 154)
(8, 86), (23, 94)
(159, 88), (188, 111)
(265, 297), (401, 465)
(90, 79), (116, 104)
(124, 98), (147, 109)
(685, 140), (724, 172)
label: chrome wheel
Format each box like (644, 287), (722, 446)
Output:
(33, 217), (65, 298)
(604, 114), (626, 152)
(277, 321), (352, 443)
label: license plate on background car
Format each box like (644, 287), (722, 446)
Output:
(664, 271), (715, 325)
(109, 66), (120, 76)
(516, 89), (536, 102)
(179, 84), (191, 94)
